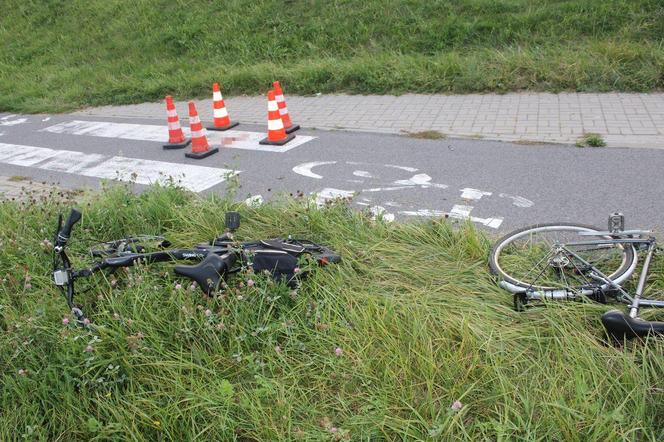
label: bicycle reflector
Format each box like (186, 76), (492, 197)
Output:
(609, 212), (624, 233)
(225, 211), (241, 232)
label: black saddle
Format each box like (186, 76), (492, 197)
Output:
(601, 310), (664, 340)
(174, 252), (236, 294)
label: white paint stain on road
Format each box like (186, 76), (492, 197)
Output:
(42, 120), (316, 153)
(0, 143), (236, 192)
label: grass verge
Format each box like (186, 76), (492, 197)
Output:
(1, 183), (664, 440)
(1, 0), (663, 112)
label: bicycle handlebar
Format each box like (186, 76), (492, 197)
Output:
(56, 208), (81, 248)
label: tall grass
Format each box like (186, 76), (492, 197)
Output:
(1, 183), (663, 440)
(1, 0), (663, 112)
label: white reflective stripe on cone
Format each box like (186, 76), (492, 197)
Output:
(278, 108), (288, 116)
(190, 116), (201, 124)
(268, 119), (284, 131)
(275, 94), (285, 102)
(167, 109), (177, 117)
(213, 108), (229, 118)
(268, 101), (279, 111)
(213, 91), (223, 101)
(168, 122), (181, 130)
(191, 129), (206, 138)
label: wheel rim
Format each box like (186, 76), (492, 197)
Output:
(493, 225), (630, 291)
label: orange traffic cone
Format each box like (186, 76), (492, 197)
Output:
(185, 101), (218, 159)
(163, 96), (191, 149)
(206, 83), (239, 131)
(273, 81), (299, 133)
(259, 90), (295, 146)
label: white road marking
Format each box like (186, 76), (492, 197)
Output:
(292, 161), (337, 179)
(0, 118), (28, 126)
(245, 195), (264, 207)
(449, 204), (503, 228)
(400, 209), (446, 217)
(42, 120), (316, 152)
(499, 193), (534, 208)
(369, 206), (395, 222)
(0, 142), (236, 192)
(460, 188), (492, 200)
(314, 188), (355, 207)
(0, 143), (60, 166)
(353, 170), (372, 178)
(1, 114), (17, 120)
(385, 164), (418, 172)
(362, 186), (412, 192)
(394, 173), (447, 189)
(400, 205), (503, 229)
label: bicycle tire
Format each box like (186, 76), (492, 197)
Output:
(489, 223), (637, 292)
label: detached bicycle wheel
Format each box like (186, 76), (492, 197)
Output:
(489, 223), (636, 292)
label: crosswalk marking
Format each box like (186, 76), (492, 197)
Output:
(0, 143), (236, 192)
(42, 120), (316, 153)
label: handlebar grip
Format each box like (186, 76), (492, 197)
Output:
(57, 208), (82, 245)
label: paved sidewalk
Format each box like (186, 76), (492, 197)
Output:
(73, 92), (664, 149)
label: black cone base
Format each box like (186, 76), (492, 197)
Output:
(285, 124), (300, 134)
(163, 138), (191, 150)
(259, 133), (296, 146)
(206, 121), (240, 131)
(185, 147), (219, 159)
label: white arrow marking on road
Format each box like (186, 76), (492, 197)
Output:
(292, 161), (337, 179)
(460, 188), (492, 200)
(0, 143), (237, 192)
(42, 120), (316, 153)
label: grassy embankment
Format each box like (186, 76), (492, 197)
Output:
(1, 0), (663, 113)
(1, 183), (664, 440)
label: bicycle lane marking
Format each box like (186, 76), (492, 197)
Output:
(41, 120), (316, 153)
(0, 143), (237, 192)
(292, 161), (533, 228)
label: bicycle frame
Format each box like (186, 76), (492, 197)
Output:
(561, 239), (664, 315)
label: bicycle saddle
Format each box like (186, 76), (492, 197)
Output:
(174, 252), (236, 294)
(601, 310), (664, 340)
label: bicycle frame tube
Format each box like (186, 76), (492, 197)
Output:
(629, 242), (656, 317)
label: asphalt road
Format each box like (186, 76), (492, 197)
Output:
(1, 113), (663, 233)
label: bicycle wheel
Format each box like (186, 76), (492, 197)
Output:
(489, 223), (636, 292)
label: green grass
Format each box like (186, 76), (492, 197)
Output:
(2, 183), (664, 440)
(1, 0), (664, 113)
(577, 133), (608, 147)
